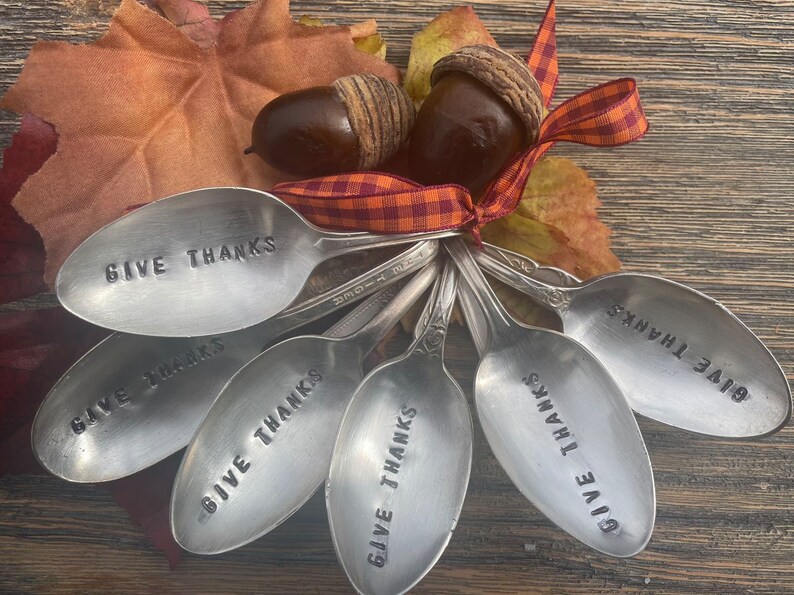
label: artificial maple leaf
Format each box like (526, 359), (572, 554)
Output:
(482, 156), (621, 325)
(1, 0), (399, 284)
(0, 114), (57, 303)
(483, 156), (620, 279)
(403, 6), (496, 104)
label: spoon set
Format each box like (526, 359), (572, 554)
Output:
(35, 188), (790, 594)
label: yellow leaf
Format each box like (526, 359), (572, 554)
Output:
(403, 6), (496, 104)
(297, 15), (323, 27)
(354, 33), (387, 60)
(300, 16), (386, 58)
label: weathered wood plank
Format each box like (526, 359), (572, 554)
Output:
(1, 0), (792, 592)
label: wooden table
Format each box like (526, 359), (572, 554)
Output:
(1, 1), (792, 592)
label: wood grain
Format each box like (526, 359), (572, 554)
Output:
(1, 1), (792, 593)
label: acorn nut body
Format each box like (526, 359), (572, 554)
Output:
(409, 45), (544, 195)
(245, 74), (415, 178)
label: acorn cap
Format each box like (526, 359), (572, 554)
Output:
(333, 74), (416, 170)
(431, 45), (543, 145)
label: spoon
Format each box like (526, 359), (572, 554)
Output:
(31, 242), (437, 483)
(456, 244), (581, 353)
(481, 241), (580, 287)
(446, 238), (655, 558)
(326, 260), (472, 595)
(170, 259), (440, 554)
(471, 246), (793, 438)
(56, 187), (459, 337)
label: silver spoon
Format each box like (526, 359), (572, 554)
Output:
(56, 187), (459, 337)
(472, 247), (793, 438)
(446, 238), (655, 558)
(31, 242), (437, 483)
(454, 243), (582, 354)
(326, 260), (472, 595)
(170, 259), (440, 554)
(481, 241), (580, 287)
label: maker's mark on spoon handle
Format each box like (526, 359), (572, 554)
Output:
(347, 260), (441, 353)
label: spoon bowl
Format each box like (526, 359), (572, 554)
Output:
(170, 261), (439, 554)
(57, 187), (458, 336)
(327, 261), (472, 594)
(447, 239), (655, 557)
(474, 325), (656, 557)
(32, 242), (437, 483)
(474, 249), (792, 437)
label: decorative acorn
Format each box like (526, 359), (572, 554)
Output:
(245, 74), (415, 178)
(409, 45), (544, 194)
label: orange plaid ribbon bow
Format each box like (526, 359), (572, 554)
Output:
(272, 0), (648, 239)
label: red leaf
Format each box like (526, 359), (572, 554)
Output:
(0, 308), (106, 475)
(104, 453), (184, 568)
(0, 113), (58, 303)
(0, 113), (58, 205)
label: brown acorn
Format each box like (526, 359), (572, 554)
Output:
(245, 74), (415, 178)
(409, 45), (544, 194)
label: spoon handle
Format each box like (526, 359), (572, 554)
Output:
(412, 270), (441, 342)
(481, 241), (581, 287)
(315, 229), (461, 258)
(456, 276), (489, 356)
(471, 248), (574, 316)
(444, 238), (513, 338)
(275, 240), (438, 334)
(348, 259), (441, 354)
(409, 259), (458, 360)
(324, 278), (407, 339)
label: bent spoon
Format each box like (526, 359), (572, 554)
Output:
(472, 246), (792, 437)
(446, 238), (655, 557)
(170, 259), (440, 554)
(327, 260), (472, 595)
(57, 187), (458, 336)
(32, 242), (437, 483)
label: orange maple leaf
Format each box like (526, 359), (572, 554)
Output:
(1, 0), (398, 283)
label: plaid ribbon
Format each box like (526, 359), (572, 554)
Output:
(273, 0), (648, 239)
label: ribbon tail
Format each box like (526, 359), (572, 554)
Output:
(539, 77), (649, 146)
(528, 0), (558, 107)
(476, 78), (648, 225)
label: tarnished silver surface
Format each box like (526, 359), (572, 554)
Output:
(457, 277), (488, 356)
(170, 260), (440, 554)
(473, 248), (793, 438)
(31, 242), (438, 483)
(481, 241), (580, 287)
(56, 187), (459, 337)
(327, 261), (472, 595)
(447, 239), (655, 558)
(457, 243), (582, 354)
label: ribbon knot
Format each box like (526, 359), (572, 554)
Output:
(273, 0), (648, 236)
